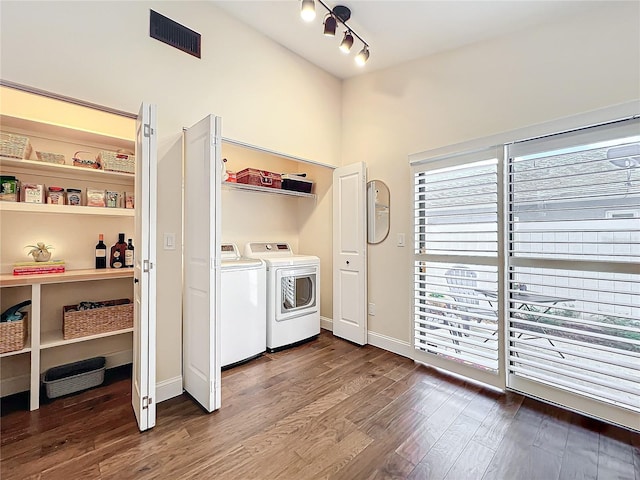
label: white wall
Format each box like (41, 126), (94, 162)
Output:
(0, 1), (342, 389)
(341, 3), (640, 343)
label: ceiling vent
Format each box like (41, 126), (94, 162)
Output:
(150, 10), (201, 58)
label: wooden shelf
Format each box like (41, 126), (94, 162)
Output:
(222, 182), (316, 199)
(0, 157), (134, 184)
(0, 115), (133, 151)
(0, 268), (134, 287)
(0, 201), (134, 217)
(41, 327), (133, 350)
(0, 343), (31, 358)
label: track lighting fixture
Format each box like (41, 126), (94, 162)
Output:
(339, 30), (353, 53)
(323, 14), (337, 36)
(299, 0), (370, 67)
(301, 0), (316, 22)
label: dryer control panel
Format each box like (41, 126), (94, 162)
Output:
(245, 242), (292, 256)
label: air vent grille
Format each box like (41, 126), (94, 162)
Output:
(150, 10), (201, 58)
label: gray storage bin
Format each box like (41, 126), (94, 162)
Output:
(43, 356), (106, 399)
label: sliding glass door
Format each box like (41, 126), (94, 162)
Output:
(411, 116), (639, 429)
(413, 148), (504, 389)
(507, 118), (640, 428)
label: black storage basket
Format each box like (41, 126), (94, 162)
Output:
(43, 356), (106, 399)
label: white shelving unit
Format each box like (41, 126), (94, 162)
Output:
(41, 327), (134, 349)
(0, 202), (134, 216)
(0, 269), (134, 410)
(0, 103), (136, 411)
(0, 156), (134, 182)
(222, 181), (316, 199)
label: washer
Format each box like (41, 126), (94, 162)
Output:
(221, 244), (266, 368)
(244, 242), (320, 351)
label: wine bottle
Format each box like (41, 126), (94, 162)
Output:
(110, 233), (127, 268)
(125, 238), (134, 268)
(95, 234), (107, 269)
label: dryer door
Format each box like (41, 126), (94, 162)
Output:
(276, 266), (318, 321)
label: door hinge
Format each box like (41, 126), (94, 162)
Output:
(211, 134), (218, 146)
(142, 396), (149, 409)
(143, 260), (154, 272)
(144, 123), (152, 138)
(210, 380), (215, 393)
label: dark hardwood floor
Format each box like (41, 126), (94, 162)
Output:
(1, 331), (638, 479)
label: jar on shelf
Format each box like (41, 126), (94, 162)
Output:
(47, 186), (65, 205)
(66, 188), (82, 206)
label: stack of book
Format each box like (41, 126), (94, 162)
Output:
(13, 260), (65, 276)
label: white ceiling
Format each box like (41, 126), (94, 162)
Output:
(212, 1), (608, 79)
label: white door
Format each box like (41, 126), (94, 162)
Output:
(183, 115), (222, 412)
(132, 103), (157, 431)
(333, 162), (367, 345)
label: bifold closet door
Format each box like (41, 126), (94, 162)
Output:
(132, 102), (158, 432)
(183, 114), (222, 413)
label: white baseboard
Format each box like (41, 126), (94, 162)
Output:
(0, 374), (29, 397)
(320, 316), (412, 359)
(105, 349), (133, 369)
(155, 376), (183, 404)
(320, 316), (333, 331)
(367, 331), (413, 359)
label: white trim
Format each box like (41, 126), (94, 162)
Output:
(0, 373), (30, 397)
(321, 317), (412, 359)
(221, 137), (336, 170)
(413, 348), (504, 390)
(155, 376), (184, 404)
(320, 316), (333, 331)
(105, 349), (133, 369)
(409, 100), (639, 165)
(367, 331), (412, 358)
(509, 375), (639, 433)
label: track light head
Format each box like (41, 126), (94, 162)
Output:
(339, 31), (354, 53)
(301, 0), (316, 22)
(323, 14), (337, 36)
(355, 45), (370, 66)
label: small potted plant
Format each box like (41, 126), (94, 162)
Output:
(25, 242), (53, 262)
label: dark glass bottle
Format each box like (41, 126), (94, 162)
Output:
(95, 234), (107, 269)
(110, 233), (127, 268)
(125, 239), (134, 268)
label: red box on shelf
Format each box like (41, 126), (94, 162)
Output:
(236, 168), (282, 189)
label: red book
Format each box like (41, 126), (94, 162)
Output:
(13, 267), (66, 275)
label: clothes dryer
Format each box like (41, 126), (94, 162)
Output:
(244, 242), (320, 351)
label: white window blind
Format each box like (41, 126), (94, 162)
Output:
(507, 118), (640, 415)
(414, 152), (501, 377)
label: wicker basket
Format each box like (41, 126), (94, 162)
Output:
(63, 299), (133, 340)
(97, 151), (135, 174)
(36, 151), (66, 165)
(0, 133), (32, 159)
(0, 314), (28, 354)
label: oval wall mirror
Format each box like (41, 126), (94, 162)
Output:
(367, 180), (390, 244)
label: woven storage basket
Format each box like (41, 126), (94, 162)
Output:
(44, 356), (106, 399)
(36, 151), (66, 165)
(63, 299), (133, 340)
(0, 314), (28, 354)
(97, 151), (135, 174)
(0, 133), (32, 159)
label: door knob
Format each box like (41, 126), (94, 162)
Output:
(134, 278), (139, 283)
(346, 261), (350, 265)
